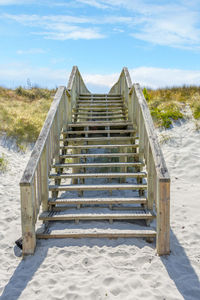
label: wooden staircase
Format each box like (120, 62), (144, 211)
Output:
(20, 67), (170, 256)
(37, 93), (156, 240)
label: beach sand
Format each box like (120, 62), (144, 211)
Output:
(0, 117), (200, 300)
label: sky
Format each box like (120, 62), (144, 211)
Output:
(0, 0), (200, 92)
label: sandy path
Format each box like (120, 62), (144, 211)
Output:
(0, 119), (200, 300)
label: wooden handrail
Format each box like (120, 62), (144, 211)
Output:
(20, 66), (90, 255)
(20, 86), (66, 186)
(109, 67), (170, 255)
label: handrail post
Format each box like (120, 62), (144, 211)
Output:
(156, 179), (170, 255)
(20, 182), (36, 255)
(41, 145), (49, 211)
(147, 144), (154, 210)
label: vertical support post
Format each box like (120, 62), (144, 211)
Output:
(20, 183), (36, 255)
(41, 145), (49, 211)
(156, 179), (170, 255)
(63, 90), (68, 131)
(147, 144), (154, 210)
(137, 109), (144, 196)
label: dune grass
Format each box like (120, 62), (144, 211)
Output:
(0, 85), (200, 145)
(0, 86), (55, 144)
(143, 86), (200, 128)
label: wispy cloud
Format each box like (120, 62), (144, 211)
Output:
(2, 13), (107, 40)
(69, 0), (200, 50)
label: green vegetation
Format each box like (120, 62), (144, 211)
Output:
(0, 153), (8, 172)
(143, 86), (200, 128)
(0, 85), (200, 146)
(0, 86), (55, 144)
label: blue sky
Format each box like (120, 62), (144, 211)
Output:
(0, 0), (200, 92)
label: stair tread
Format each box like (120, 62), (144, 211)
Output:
(49, 172), (146, 178)
(67, 122), (132, 127)
(60, 153), (139, 158)
(73, 116), (126, 119)
(53, 162), (143, 167)
(60, 144), (138, 149)
(63, 129), (135, 134)
(39, 209), (155, 220)
(49, 183), (147, 191)
(63, 136), (137, 142)
(37, 228), (156, 239)
(48, 196), (147, 204)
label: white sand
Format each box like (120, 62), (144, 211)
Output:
(0, 117), (200, 300)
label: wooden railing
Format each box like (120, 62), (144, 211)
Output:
(109, 68), (170, 255)
(20, 66), (89, 255)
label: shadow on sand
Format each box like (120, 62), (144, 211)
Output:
(161, 229), (200, 300)
(1, 229), (200, 300)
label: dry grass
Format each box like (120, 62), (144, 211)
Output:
(0, 85), (200, 145)
(0, 153), (8, 172)
(144, 86), (200, 128)
(0, 86), (55, 143)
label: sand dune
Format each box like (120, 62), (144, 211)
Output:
(0, 118), (200, 300)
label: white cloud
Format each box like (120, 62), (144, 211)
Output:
(2, 13), (106, 40)
(129, 67), (200, 89)
(1, 64), (200, 91)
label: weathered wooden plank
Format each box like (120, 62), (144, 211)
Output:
(53, 162), (144, 168)
(49, 183), (147, 191)
(49, 172), (146, 179)
(39, 210), (155, 221)
(20, 184), (36, 255)
(41, 145), (49, 211)
(63, 136), (137, 142)
(60, 153), (139, 158)
(60, 145), (138, 151)
(63, 129), (135, 135)
(67, 122), (132, 127)
(37, 229), (156, 239)
(157, 180), (170, 255)
(48, 196), (147, 205)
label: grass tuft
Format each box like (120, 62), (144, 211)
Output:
(0, 153), (8, 172)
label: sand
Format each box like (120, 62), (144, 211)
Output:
(0, 116), (200, 300)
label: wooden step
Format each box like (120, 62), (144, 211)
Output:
(63, 129), (136, 135)
(60, 153), (138, 159)
(73, 107), (125, 111)
(77, 100), (123, 103)
(39, 210), (155, 221)
(73, 111), (124, 115)
(62, 136), (137, 142)
(79, 94), (122, 97)
(67, 122), (132, 127)
(49, 172), (146, 179)
(77, 103), (123, 107)
(49, 183), (147, 191)
(37, 228), (156, 239)
(60, 144), (138, 150)
(48, 196), (147, 205)
(73, 115), (126, 120)
(53, 162), (143, 168)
